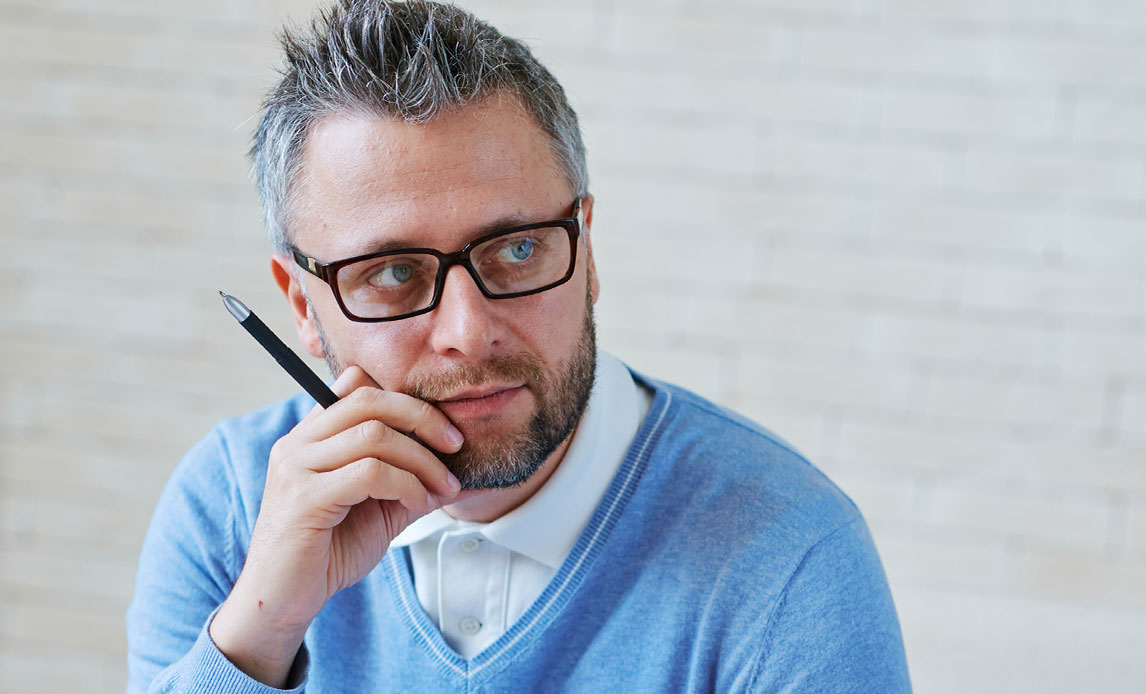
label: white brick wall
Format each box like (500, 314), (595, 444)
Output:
(2, 0), (1144, 691)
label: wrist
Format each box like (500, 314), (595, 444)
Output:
(209, 584), (311, 688)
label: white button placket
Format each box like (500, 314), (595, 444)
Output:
(436, 531), (510, 658)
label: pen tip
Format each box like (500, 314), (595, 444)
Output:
(219, 290), (227, 299)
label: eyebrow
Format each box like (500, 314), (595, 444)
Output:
(354, 212), (538, 256)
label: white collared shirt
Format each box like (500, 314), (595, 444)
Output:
(390, 350), (651, 658)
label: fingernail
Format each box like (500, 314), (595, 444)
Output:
(427, 493), (440, 510)
(447, 472), (461, 493)
(446, 424), (464, 449)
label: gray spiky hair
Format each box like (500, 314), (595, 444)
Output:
(250, 0), (589, 252)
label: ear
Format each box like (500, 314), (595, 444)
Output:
(270, 253), (325, 360)
(579, 194), (600, 304)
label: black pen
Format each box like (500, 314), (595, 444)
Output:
(219, 291), (340, 408)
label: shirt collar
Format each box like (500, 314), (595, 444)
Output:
(391, 350), (647, 569)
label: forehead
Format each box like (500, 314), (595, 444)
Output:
(289, 95), (572, 258)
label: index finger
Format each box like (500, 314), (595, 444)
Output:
(298, 367), (463, 454)
(299, 364), (376, 418)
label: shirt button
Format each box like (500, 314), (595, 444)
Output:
(459, 616), (482, 635)
(459, 537), (481, 553)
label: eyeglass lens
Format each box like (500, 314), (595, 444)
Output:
(335, 225), (573, 319)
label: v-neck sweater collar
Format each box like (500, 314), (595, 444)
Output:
(380, 374), (674, 681)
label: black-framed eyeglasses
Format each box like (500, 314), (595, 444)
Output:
(292, 198), (583, 322)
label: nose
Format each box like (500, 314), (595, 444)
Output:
(427, 264), (504, 359)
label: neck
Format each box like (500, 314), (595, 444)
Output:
(438, 428), (576, 523)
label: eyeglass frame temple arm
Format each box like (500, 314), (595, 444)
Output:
(292, 249), (329, 280)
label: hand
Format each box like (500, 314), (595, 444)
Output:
(208, 366), (463, 686)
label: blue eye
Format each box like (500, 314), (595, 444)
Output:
(368, 262), (415, 287)
(500, 238), (534, 263)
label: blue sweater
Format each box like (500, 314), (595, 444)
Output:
(127, 376), (911, 693)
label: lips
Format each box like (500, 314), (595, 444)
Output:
(437, 384), (521, 403)
(434, 384), (526, 420)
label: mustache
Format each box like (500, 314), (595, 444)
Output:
(403, 354), (546, 402)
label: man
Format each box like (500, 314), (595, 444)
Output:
(126, 1), (911, 691)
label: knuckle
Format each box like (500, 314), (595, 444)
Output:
(268, 438), (300, 475)
(398, 470), (424, 503)
(268, 438), (287, 464)
(371, 389), (396, 411)
(414, 398), (437, 423)
(358, 419), (390, 443)
(363, 388), (398, 417)
(356, 457), (384, 485)
(348, 385), (374, 404)
(398, 466), (419, 490)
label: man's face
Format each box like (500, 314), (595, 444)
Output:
(274, 96), (599, 489)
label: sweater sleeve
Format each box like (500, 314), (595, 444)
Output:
(125, 429), (307, 693)
(749, 516), (912, 693)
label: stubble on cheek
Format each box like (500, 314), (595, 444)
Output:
(304, 287), (346, 380)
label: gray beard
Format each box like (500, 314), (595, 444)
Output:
(309, 295), (597, 490)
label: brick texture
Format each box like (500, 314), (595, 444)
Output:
(2, 0), (1144, 691)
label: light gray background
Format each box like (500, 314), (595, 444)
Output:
(2, 0), (1145, 691)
